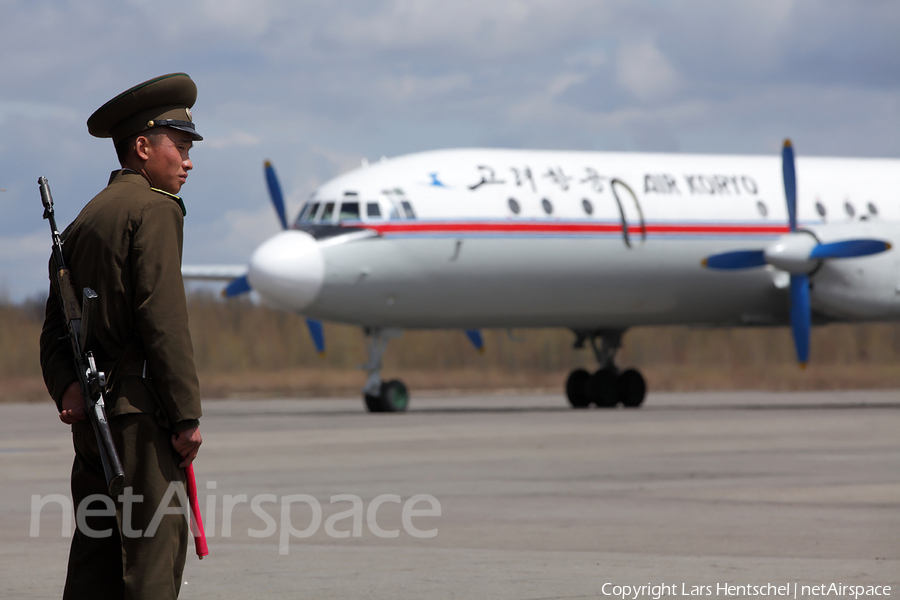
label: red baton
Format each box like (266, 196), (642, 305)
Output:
(185, 463), (209, 559)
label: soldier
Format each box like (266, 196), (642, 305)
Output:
(40, 73), (204, 599)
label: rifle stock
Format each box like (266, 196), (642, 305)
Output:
(40, 177), (125, 496)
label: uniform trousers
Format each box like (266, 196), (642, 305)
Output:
(63, 413), (189, 600)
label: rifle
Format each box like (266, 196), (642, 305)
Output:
(40, 176), (125, 497)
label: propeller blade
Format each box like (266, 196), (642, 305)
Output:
(465, 329), (485, 353)
(782, 139), (797, 232)
(789, 273), (810, 367)
(222, 275), (251, 297)
(264, 160), (288, 230)
(305, 318), (325, 355)
(810, 239), (892, 260)
(702, 250), (767, 270)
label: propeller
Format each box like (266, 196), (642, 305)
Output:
(809, 239), (891, 260)
(784, 139), (809, 367)
(703, 139), (891, 367)
(701, 250), (765, 270)
(306, 318), (325, 355)
(221, 161), (327, 355)
(224, 161), (288, 298)
(465, 329), (485, 353)
(264, 160), (289, 230)
(223, 275), (251, 297)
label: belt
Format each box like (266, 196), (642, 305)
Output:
(98, 337), (151, 395)
(97, 359), (149, 378)
(118, 360), (151, 378)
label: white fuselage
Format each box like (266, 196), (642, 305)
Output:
(246, 148), (900, 330)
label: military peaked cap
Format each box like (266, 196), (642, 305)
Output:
(87, 73), (203, 144)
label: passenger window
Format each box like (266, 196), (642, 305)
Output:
(366, 202), (382, 219)
(320, 202), (336, 222)
(339, 202), (360, 221)
(582, 199), (593, 215)
(508, 198), (521, 215)
(401, 201), (416, 219)
(302, 202), (320, 222)
(542, 198), (553, 214)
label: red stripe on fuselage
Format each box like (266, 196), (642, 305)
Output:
(360, 221), (790, 237)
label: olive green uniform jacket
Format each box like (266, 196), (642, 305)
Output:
(40, 169), (201, 431)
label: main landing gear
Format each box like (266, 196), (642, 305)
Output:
(361, 327), (409, 413)
(565, 329), (646, 409)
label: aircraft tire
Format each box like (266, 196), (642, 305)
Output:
(364, 380), (410, 412)
(618, 369), (646, 407)
(589, 368), (619, 408)
(364, 393), (386, 413)
(380, 379), (410, 412)
(566, 368), (592, 408)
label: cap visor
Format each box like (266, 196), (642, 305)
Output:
(169, 124), (203, 141)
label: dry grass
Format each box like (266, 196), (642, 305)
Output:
(6, 292), (900, 404)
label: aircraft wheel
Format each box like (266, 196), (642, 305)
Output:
(381, 379), (410, 412)
(565, 368), (591, 408)
(364, 380), (409, 412)
(589, 368), (619, 408)
(364, 392), (385, 413)
(618, 369), (646, 407)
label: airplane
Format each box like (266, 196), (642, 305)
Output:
(183, 141), (900, 412)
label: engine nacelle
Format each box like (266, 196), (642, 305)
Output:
(806, 222), (900, 321)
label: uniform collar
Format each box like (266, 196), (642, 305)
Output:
(108, 169), (187, 217)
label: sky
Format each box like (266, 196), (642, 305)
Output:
(2, 0), (899, 303)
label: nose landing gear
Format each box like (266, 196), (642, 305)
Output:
(361, 327), (409, 413)
(565, 329), (646, 408)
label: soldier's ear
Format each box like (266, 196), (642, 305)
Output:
(135, 135), (152, 160)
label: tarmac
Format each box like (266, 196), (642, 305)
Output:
(1, 390), (898, 599)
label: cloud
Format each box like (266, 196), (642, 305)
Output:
(197, 0), (279, 37)
(1, 0), (899, 302)
(374, 72), (473, 105)
(547, 73), (591, 99)
(615, 39), (681, 103)
(321, 0), (606, 58)
(0, 101), (78, 126)
(214, 206), (282, 256)
(205, 131), (263, 150)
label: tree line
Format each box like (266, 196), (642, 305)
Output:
(5, 291), (900, 401)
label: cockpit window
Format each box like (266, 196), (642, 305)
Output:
(401, 201), (416, 219)
(339, 202), (360, 221)
(320, 202), (336, 222)
(296, 202), (313, 223)
(301, 202), (320, 222)
(366, 202), (382, 219)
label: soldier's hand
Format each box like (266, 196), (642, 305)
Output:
(59, 381), (87, 424)
(172, 426), (202, 467)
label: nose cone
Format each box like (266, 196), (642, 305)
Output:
(248, 230), (324, 311)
